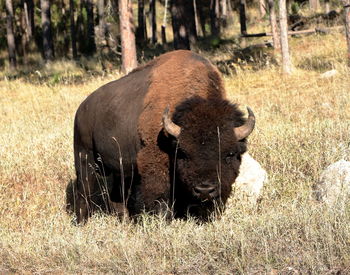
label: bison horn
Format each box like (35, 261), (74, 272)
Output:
(234, 107), (255, 140)
(162, 106), (181, 138)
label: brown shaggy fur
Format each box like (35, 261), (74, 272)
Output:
(136, 51), (226, 213)
(71, 50), (252, 223)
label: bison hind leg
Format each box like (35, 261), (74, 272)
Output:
(65, 178), (77, 215)
(65, 177), (89, 224)
(73, 149), (106, 224)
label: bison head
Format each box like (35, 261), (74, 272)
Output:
(162, 96), (255, 218)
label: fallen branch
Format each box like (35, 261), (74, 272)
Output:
(241, 26), (344, 37)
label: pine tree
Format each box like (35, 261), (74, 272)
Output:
(170, 0), (197, 49)
(268, 0), (280, 51)
(279, 0), (293, 74)
(343, 0), (350, 66)
(6, 0), (17, 70)
(119, 0), (138, 73)
(41, 0), (55, 61)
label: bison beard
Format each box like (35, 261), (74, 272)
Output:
(69, 50), (255, 224)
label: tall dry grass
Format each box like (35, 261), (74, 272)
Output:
(1, 32), (350, 273)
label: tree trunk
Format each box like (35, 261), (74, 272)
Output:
(170, 0), (197, 49)
(309, 0), (320, 11)
(137, 0), (147, 43)
(193, 0), (201, 36)
(197, 1), (207, 37)
(171, 0), (189, 49)
(98, 0), (107, 46)
(6, 0), (17, 70)
(279, 0), (293, 74)
(220, 0), (227, 27)
(119, 0), (138, 74)
(161, 0), (169, 44)
(86, 0), (96, 55)
(344, 0), (350, 66)
(268, 0), (280, 50)
(259, 0), (266, 19)
(227, 0), (233, 14)
(21, 8), (28, 65)
(150, 0), (157, 44)
(24, 0), (35, 39)
(226, 0), (234, 27)
(188, 0), (197, 44)
(287, 0), (292, 14)
(325, 0), (330, 13)
(70, 0), (78, 59)
(77, 0), (85, 54)
(210, 0), (220, 36)
(60, 0), (70, 57)
(239, 0), (247, 35)
(41, 0), (54, 61)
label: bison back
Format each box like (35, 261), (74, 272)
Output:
(73, 62), (154, 177)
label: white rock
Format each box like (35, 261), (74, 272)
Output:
(313, 160), (350, 206)
(320, 69), (338, 78)
(233, 153), (268, 205)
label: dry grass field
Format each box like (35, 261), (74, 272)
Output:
(1, 32), (350, 273)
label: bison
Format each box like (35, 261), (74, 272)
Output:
(72, 50), (255, 223)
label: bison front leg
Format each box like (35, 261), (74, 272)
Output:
(74, 149), (98, 224)
(134, 146), (172, 219)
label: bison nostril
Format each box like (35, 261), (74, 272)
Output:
(194, 185), (216, 196)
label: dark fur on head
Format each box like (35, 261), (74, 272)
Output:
(166, 96), (248, 220)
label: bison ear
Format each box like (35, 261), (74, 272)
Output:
(162, 106), (181, 138)
(234, 107), (255, 141)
